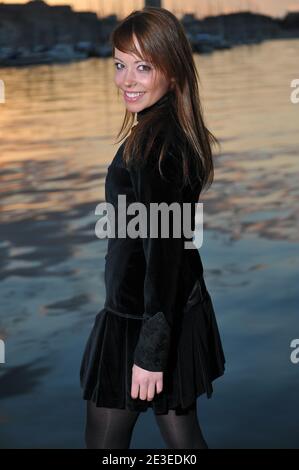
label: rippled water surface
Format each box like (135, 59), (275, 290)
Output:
(0, 38), (298, 448)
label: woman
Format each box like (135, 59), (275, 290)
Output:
(80, 6), (225, 449)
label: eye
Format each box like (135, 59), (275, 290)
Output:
(138, 64), (152, 72)
(114, 62), (124, 70)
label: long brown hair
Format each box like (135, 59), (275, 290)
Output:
(110, 6), (220, 195)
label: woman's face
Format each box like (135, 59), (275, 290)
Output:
(113, 35), (171, 113)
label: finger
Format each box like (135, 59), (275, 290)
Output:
(139, 381), (148, 401)
(156, 378), (163, 394)
(147, 381), (156, 401)
(131, 377), (139, 399)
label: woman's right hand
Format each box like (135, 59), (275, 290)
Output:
(131, 363), (163, 401)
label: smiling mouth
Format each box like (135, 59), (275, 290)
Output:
(124, 91), (146, 97)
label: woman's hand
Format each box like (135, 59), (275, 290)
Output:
(131, 363), (163, 401)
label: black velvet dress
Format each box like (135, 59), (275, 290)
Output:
(80, 92), (226, 415)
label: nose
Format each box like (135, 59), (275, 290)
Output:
(123, 67), (137, 87)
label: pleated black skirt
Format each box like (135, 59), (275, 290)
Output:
(80, 284), (225, 415)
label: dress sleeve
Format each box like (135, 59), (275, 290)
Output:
(128, 153), (185, 372)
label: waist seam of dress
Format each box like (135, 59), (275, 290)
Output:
(104, 304), (144, 320)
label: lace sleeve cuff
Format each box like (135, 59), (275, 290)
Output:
(133, 311), (171, 372)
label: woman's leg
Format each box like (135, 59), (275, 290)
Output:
(154, 401), (208, 449)
(85, 400), (140, 449)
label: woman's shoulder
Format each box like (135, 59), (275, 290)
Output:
(128, 120), (196, 189)
(135, 133), (184, 188)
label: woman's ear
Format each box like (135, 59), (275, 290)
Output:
(170, 77), (175, 90)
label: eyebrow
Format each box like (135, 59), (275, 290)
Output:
(114, 57), (148, 64)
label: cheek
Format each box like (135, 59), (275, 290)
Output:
(114, 73), (122, 87)
(139, 74), (154, 89)
(148, 71), (165, 91)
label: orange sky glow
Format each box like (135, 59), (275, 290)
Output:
(1, 0), (299, 19)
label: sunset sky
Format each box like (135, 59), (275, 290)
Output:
(1, 0), (299, 18)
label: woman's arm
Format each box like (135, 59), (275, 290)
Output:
(128, 153), (185, 372)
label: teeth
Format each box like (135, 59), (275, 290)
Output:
(125, 92), (144, 97)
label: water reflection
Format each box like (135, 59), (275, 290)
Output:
(0, 39), (298, 448)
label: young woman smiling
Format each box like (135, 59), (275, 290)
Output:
(80, 6), (226, 449)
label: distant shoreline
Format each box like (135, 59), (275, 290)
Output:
(0, 0), (299, 67)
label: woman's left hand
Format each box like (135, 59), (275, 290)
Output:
(131, 363), (163, 401)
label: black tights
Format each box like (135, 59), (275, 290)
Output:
(85, 399), (208, 449)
